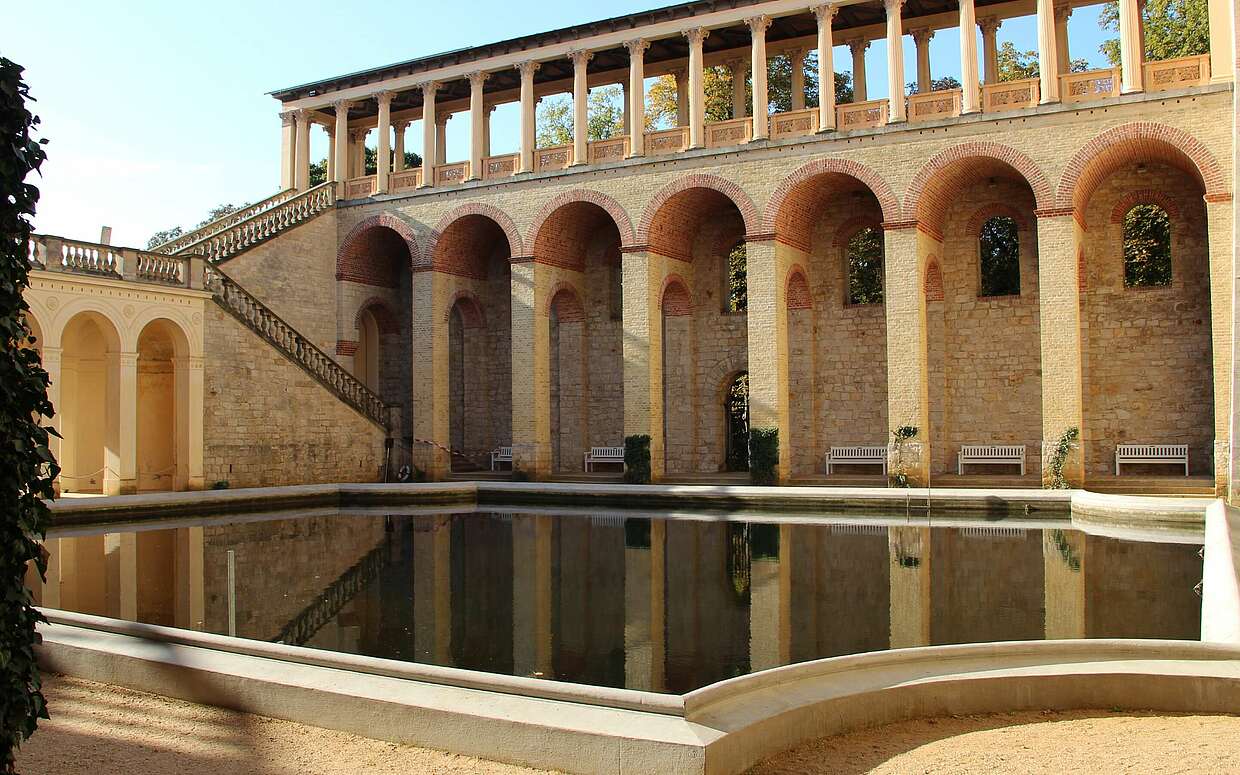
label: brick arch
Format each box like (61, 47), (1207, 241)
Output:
(525, 189), (636, 256)
(1056, 122), (1228, 214)
(833, 217), (884, 248)
(337, 214), (422, 285)
(902, 142), (1053, 234)
(763, 158), (900, 250)
(924, 256), (944, 302)
(1108, 189), (1182, 224)
(660, 274), (693, 317)
(354, 296), (400, 335)
(445, 290), (486, 329)
(637, 174), (760, 261)
(786, 264), (812, 310)
(966, 203), (1031, 236)
(427, 202), (523, 276)
(546, 281), (586, 322)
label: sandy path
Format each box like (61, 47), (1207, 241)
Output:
(748, 709), (1240, 774)
(17, 674), (556, 775)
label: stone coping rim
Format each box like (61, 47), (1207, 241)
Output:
(39, 609), (684, 715)
(1071, 491), (1211, 538)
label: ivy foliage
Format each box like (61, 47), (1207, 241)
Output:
(1122, 204), (1172, 287)
(0, 56), (56, 772)
(624, 434), (651, 484)
(748, 428), (779, 486)
(1047, 426), (1081, 490)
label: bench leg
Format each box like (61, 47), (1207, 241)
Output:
(1115, 457), (1119, 476)
(1184, 461), (1189, 477)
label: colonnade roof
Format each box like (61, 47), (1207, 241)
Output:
(270, 0), (1019, 118)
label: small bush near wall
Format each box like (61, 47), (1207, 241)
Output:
(624, 435), (651, 484)
(749, 428), (779, 486)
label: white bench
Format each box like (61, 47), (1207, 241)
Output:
(584, 446), (625, 472)
(826, 446), (887, 475)
(1115, 444), (1188, 476)
(957, 444), (1026, 476)
(490, 446), (512, 471)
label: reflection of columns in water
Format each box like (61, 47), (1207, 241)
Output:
(1043, 529), (1086, 639)
(105, 532), (138, 621)
(888, 526), (931, 648)
(624, 518), (666, 691)
(513, 515), (553, 678)
(748, 524), (790, 671)
(413, 515), (453, 666)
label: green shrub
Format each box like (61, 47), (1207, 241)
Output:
(210, 480), (230, 490)
(624, 435), (651, 484)
(748, 428), (779, 486)
(1046, 426), (1080, 489)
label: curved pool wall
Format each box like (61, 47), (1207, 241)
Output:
(37, 482), (1232, 775)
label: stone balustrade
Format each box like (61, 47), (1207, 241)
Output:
(770, 108), (818, 140)
(1061, 67), (1120, 103)
(28, 234), (205, 290)
(389, 168), (422, 192)
(178, 181), (336, 263)
(706, 118), (753, 148)
(534, 145), (572, 172)
(837, 99), (888, 131)
(483, 153), (519, 180)
(587, 136), (629, 164)
(204, 265), (389, 430)
(345, 175), (377, 199)
(152, 188), (301, 254)
(434, 161), (469, 185)
(1144, 54), (1212, 92)
(982, 78), (1040, 113)
(645, 126), (689, 156)
(908, 89), (962, 123)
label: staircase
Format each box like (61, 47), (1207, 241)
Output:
(152, 181), (336, 263)
(204, 264), (391, 432)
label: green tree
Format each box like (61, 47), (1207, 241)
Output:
(536, 97), (574, 146)
(846, 227), (884, 305)
(146, 226), (183, 249)
(1099, 0), (1209, 65)
(309, 149), (422, 186)
(726, 242), (747, 312)
(1122, 204), (1173, 287)
(536, 86), (626, 145)
(906, 75), (962, 95)
(0, 56), (57, 771)
(147, 202), (252, 249)
(979, 216), (1021, 296)
(997, 41), (1089, 80)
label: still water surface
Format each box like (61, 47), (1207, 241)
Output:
(46, 510), (1202, 693)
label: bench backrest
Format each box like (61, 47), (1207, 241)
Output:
(495, 446), (513, 458)
(830, 446), (886, 459)
(959, 445), (1025, 457)
(590, 446), (625, 458)
(1115, 444), (1188, 457)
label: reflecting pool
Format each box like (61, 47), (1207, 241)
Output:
(38, 511), (1203, 693)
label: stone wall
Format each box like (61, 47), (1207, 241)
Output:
(202, 302), (387, 487)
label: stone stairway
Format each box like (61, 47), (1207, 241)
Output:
(204, 264), (391, 433)
(152, 181), (336, 263)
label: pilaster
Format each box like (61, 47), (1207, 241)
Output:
(511, 260), (552, 478)
(622, 250), (667, 480)
(883, 227), (931, 485)
(411, 270), (450, 477)
(105, 351), (138, 495)
(1036, 213), (1085, 486)
(1206, 200), (1234, 494)
(746, 238), (791, 483)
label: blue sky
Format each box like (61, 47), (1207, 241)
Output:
(6, 1), (1114, 248)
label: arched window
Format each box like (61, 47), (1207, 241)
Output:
(846, 226), (883, 305)
(726, 242), (747, 312)
(979, 216), (1020, 297)
(1122, 204), (1172, 287)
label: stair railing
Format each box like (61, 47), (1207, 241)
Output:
(173, 182), (336, 263)
(151, 187), (301, 254)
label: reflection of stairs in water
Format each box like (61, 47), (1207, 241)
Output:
(271, 537), (390, 646)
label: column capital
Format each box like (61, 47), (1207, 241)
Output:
(624, 38), (650, 56)
(978, 15), (1002, 34)
(373, 90), (395, 107)
(1053, 0), (1073, 22)
(416, 81), (441, 97)
(485, 103), (498, 115)
(332, 99), (354, 112)
(567, 49), (594, 68)
(349, 128), (368, 141)
(725, 57), (747, 73)
(280, 111), (296, 126)
(515, 60), (541, 77)
(466, 71), (490, 89)
(811, 3), (840, 23)
(682, 26), (710, 45)
(785, 47), (808, 62)
(910, 27), (934, 45)
(671, 67), (687, 80)
(435, 113), (453, 127)
(393, 120), (410, 132)
(846, 37), (871, 55)
(745, 15), (772, 35)
(882, 0), (907, 10)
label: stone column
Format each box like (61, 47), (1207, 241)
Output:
(727, 58), (748, 119)
(1054, 2), (1073, 74)
(293, 109), (311, 190)
(813, 5), (838, 130)
(622, 80), (632, 133)
(789, 49), (807, 110)
(105, 352), (138, 496)
(570, 51), (592, 165)
(888, 527), (931, 647)
(622, 251), (666, 480)
(959, 0), (981, 113)
(1118, 0), (1144, 93)
(884, 227), (931, 485)
(516, 61), (539, 173)
(435, 117), (450, 166)
(746, 239), (791, 482)
(1207, 0), (1235, 84)
(911, 28), (933, 93)
(747, 15), (771, 139)
(673, 69), (689, 127)
(467, 72), (488, 179)
(1037, 0), (1062, 102)
(419, 82), (438, 188)
(483, 105), (495, 159)
(510, 260), (552, 478)
(884, 0), (907, 122)
(685, 28), (709, 148)
(350, 129), (367, 178)
(375, 91), (393, 193)
(1206, 200), (1234, 492)
(1036, 213), (1085, 486)
(279, 112), (295, 190)
(980, 18), (1001, 85)
(848, 39), (869, 101)
(325, 127), (336, 182)
(625, 39), (650, 156)
(393, 121), (408, 172)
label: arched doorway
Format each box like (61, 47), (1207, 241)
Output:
(724, 371), (750, 472)
(136, 319), (188, 492)
(59, 312), (122, 494)
(548, 286), (587, 472)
